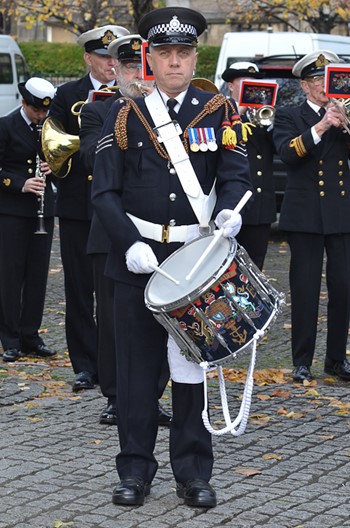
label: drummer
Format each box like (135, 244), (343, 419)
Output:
(91, 6), (252, 508)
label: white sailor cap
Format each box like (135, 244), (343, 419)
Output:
(108, 34), (144, 61)
(292, 50), (340, 79)
(138, 7), (206, 47)
(18, 77), (56, 108)
(77, 25), (130, 55)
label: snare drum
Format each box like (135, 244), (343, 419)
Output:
(144, 234), (284, 367)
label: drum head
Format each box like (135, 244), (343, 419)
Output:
(145, 234), (236, 310)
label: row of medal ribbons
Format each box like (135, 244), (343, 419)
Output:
(188, 127), (218, 152)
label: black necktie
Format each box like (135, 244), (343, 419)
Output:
(30, 122), (39, 140)
(319, 107), (326, 117)
(99, 84), (108, 90)
(167, 98), (178, 120)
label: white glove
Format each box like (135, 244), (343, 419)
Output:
(125, 241), (159, 274)
(215, 210), (242, 238)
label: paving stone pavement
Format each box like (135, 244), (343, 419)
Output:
(0, 223), (349, 528)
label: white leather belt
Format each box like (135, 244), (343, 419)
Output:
(126, 213), (197, 243)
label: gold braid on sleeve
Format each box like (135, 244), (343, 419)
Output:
(289, 135), (307, 157)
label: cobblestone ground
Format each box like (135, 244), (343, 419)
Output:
(0, 222), (349, 528)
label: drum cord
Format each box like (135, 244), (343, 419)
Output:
(200, 328), (264, 436)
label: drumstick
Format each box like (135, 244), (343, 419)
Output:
(149, 263), (180, 285)
(186, 190), (253, 281)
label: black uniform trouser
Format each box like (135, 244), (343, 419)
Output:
(113, 282), (213, 485)
(92, 253), (115, 399)
(0, 215), (54, 351)
(92, 254), (170, 402)
(287, 232), (350, 367)
(236, 224), (271, 271)
(59, 218), (97, 376)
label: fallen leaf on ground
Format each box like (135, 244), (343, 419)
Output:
(235, 467), (263, 477)
(257, 394), (271, 400)
(262, 453), (282, 460)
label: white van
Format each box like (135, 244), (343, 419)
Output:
(0, 35), (30, 116)
(214, 31), (350, 89)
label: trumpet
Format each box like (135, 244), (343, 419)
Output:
(247, 105), (275, 127)
(34, 124), (47, 235)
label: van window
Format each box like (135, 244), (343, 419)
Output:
(15, 54), (29, 83)
(0, 54), (13, 84)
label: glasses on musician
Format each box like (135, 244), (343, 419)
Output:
(122, 63), (142, 70)
(305, 75), (325, 85)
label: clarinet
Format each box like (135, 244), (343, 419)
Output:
(34, 123), (47, 235)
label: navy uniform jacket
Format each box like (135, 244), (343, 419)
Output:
(242, 118), (276, 225)
(80, 93), (121, 254)
(273, 101), (350, 234)
(92, 84), (252, 288)
(48, 74), (95, 220)
(0, 110), (55, 217)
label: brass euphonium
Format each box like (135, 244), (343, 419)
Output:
(41, 117), (80, 178)
(191, 77), (219, 93)
(71, 85), (120, 125)
(41, 86), (120, 178)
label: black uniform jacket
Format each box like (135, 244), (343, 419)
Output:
(48, 74), (95, 220)
(0, 110), (55, 217)
(242, 118), (276, 225)
(273, 101), (350, 234)
(80, 93), (121, 254)
(92, 84), (252, 287)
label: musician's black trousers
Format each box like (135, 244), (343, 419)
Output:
(92, 253), (170, 403)
(0, 214), (54, 350)
(287, 232), (350, 367)
(113, 281), (213, 484)
(59, 218), (98, 376)
(236, 223), (271, 271)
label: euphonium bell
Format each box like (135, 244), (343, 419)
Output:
(41, 117), (80, 178)
(191, 77), (219, 93)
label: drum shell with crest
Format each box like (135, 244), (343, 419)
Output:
(144, 234), (285, 367)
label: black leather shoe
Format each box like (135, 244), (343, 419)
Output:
(112, 477), (150, 506)
(158, 403), (172, 427)
(72, 371), (95, 392)
(2, 348), (22, 362)
(324, 358), (350, 381)
(292, 365), (312, 382)
(22, 344), (57, 358)
(100, 399), (117, 425)
(176, 479), (217, 508)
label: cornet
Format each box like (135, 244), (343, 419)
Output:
(247, 105), (275, 127)
(329, 98), (350, 134)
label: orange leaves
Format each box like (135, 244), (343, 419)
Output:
(235, 452), (283, 477)
(277, 408), (306, 419)
(208, 367), (290, 385)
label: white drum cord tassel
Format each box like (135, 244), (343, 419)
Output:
(200, 328), (264, 436)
